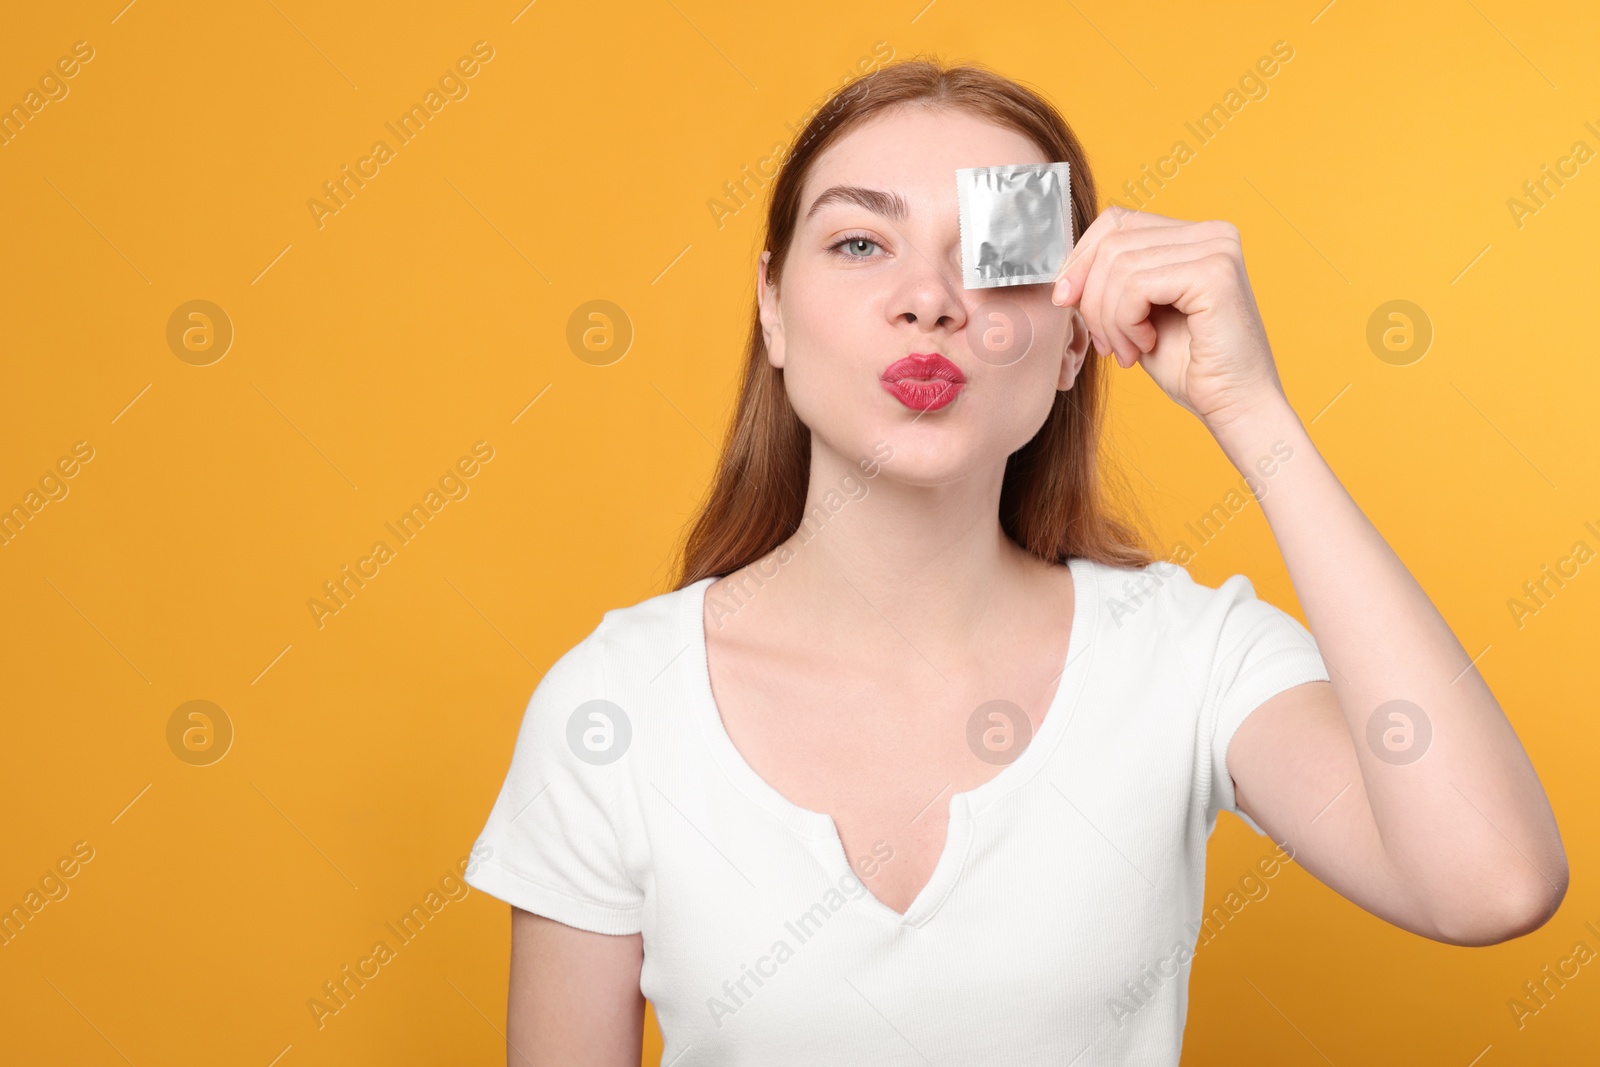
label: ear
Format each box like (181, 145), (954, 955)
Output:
(1057, 306), (1091, 391)
(757, 250), (785, 369)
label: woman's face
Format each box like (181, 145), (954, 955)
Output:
(759, 104), (1091, 487)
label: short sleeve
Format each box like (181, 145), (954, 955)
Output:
(1199, 573), (1330, 836)
(464, 622), (645, 934)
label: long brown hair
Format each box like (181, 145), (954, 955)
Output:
(672, 57), (1156, 590)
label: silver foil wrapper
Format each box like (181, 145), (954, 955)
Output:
(956, 161), (1073, 290)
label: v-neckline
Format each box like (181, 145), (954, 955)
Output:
(684, 556), (1100, 928)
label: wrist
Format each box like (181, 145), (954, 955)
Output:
(1204, 393), (1306, 476)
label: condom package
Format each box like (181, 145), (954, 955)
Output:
(955, 161), (1073, 289)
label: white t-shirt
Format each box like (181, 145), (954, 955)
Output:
(464, 556), (1330, 1065)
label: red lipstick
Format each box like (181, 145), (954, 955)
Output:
(881, 353), (966, 412)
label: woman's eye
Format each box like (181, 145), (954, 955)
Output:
(829, 235), (884, 260)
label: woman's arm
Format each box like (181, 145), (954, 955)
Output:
(507, 907), (645, 1066)
(1052, 205), (1569, 945)
(1212, 397), (1567, 945)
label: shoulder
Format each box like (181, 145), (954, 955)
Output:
(597, 579), (701, 649)
(1083, 556), (1266, 637)
(514, 579), (708, 762)
(548, 579), (704, 686)
(1084, 556), (1201, 624)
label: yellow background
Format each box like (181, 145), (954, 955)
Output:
(2, 0), (1595, 1063)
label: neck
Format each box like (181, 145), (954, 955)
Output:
(758, 438), (1047, 647)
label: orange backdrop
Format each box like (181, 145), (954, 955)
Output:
(1, 1), (1595, 1064)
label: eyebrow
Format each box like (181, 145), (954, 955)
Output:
(804, 185), (909, 223)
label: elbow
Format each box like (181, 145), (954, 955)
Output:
(1433, 862), (1570, 947)
(1504, 863), (1571, 940)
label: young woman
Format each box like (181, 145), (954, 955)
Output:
(464, 59), (1567, 1065)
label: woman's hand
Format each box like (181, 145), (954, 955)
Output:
(1051, 205), (1288, 436)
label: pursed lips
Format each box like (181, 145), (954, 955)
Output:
(880, 353), (966, 412)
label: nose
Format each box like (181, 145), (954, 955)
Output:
(888, 226), (967, 335)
